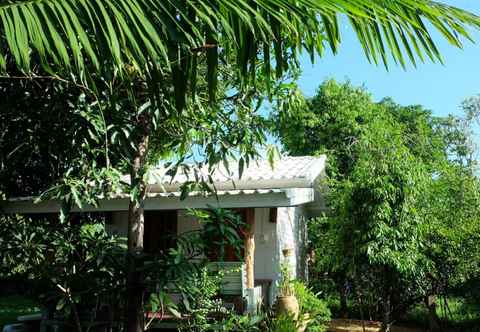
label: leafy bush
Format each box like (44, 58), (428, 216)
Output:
(294, 281), (331, 332)
(176, 266), (227, 332)
(175, 267), (267, 332)
(188, 208), (245, 261)
(0, 214), (126, 327)
(218, 314), (265, 331)
(267, 314), (299, 332)
(404, 297), (480, 329)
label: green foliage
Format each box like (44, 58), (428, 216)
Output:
(0, 75), (126, 215)
(276, 79), (431, 276)
(0, 79), (95, 197)
(267, 314), (299, 332)
(1, 0), (479, 95)
(293, 282), (331, 332)
(274, 79), (374, 165)
(421, 166), (480, 295)
(173, 267), (269, 332)
(0, 214), (126, 326)
(274, 79), (480, 326)
(176, 266), (226, 332)
(277, 263), (295, 297)
(343, 116), (428, 273)
(189, 208), (245, 261)
(216, 314), (265, 332)
(405, 297), (480, 328)
(1, 212), (246, 330)
(2, 1), (480, 329)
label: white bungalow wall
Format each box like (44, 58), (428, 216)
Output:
(108, 206), (308, 301)
(177, 208), (279, 306)
(177, 206), (310, 302)
(275, 206), (308, 281)
(176, 208), (278, 281)
(108, 209), (279, 282)
(252, 208), (277, 280)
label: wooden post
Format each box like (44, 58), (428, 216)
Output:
(244, 208), (255, 289)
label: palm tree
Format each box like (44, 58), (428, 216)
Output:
(1, 1), (479, 332)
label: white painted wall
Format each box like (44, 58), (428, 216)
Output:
(275, 206), (308, 281)
(176, 208), (278, 282)
(109, 206), (309, 303)
(253, 208), (277, 280)
(294, 207), (309, 280)
(113, 209), (280, 281)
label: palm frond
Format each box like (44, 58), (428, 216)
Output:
(0, 0), (479, 95)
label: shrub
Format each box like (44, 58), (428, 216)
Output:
(294, 281), (331, 332)
(219, 314), (265, 331)
(267, 314), (299, 332)
(0, 215), (126, 328)
(176, 266), (226, 332)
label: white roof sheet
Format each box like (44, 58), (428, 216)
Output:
(147, 155), (326, 192)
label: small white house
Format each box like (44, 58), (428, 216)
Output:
(1, 155), (327, 311)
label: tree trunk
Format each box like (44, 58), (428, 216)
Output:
(380, 293), (392, 332)
(339, 279), (348, 318)
(425, 295), (442, 332)
(381, 268), (392, 332)
(126, 132), (149, 332)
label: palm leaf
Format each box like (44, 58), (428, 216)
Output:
(0, 0), (478, 97)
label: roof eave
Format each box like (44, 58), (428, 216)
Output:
(149, 177), (314, 193)
(0, 188), (315, 214)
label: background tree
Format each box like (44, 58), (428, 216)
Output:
(0, 78), (87, 197)
(273, 79), (480, 331)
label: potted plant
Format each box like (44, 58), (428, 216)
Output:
(275, 261), (299, 319)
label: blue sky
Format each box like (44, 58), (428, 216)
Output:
(296, 0), (480, 118)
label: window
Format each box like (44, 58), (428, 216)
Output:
(144, 210), (178, 255)
(205, 208), (253, 262)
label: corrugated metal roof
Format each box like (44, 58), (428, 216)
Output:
(147, 155), (326, 192)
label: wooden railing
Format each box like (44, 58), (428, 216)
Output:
(208, 261), (246, 296)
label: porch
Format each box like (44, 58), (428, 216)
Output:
(113, 208), (281, 313)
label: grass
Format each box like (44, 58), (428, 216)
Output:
(0, 295), (40, 329)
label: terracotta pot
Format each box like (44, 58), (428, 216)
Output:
(276, 295), (299, 319)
